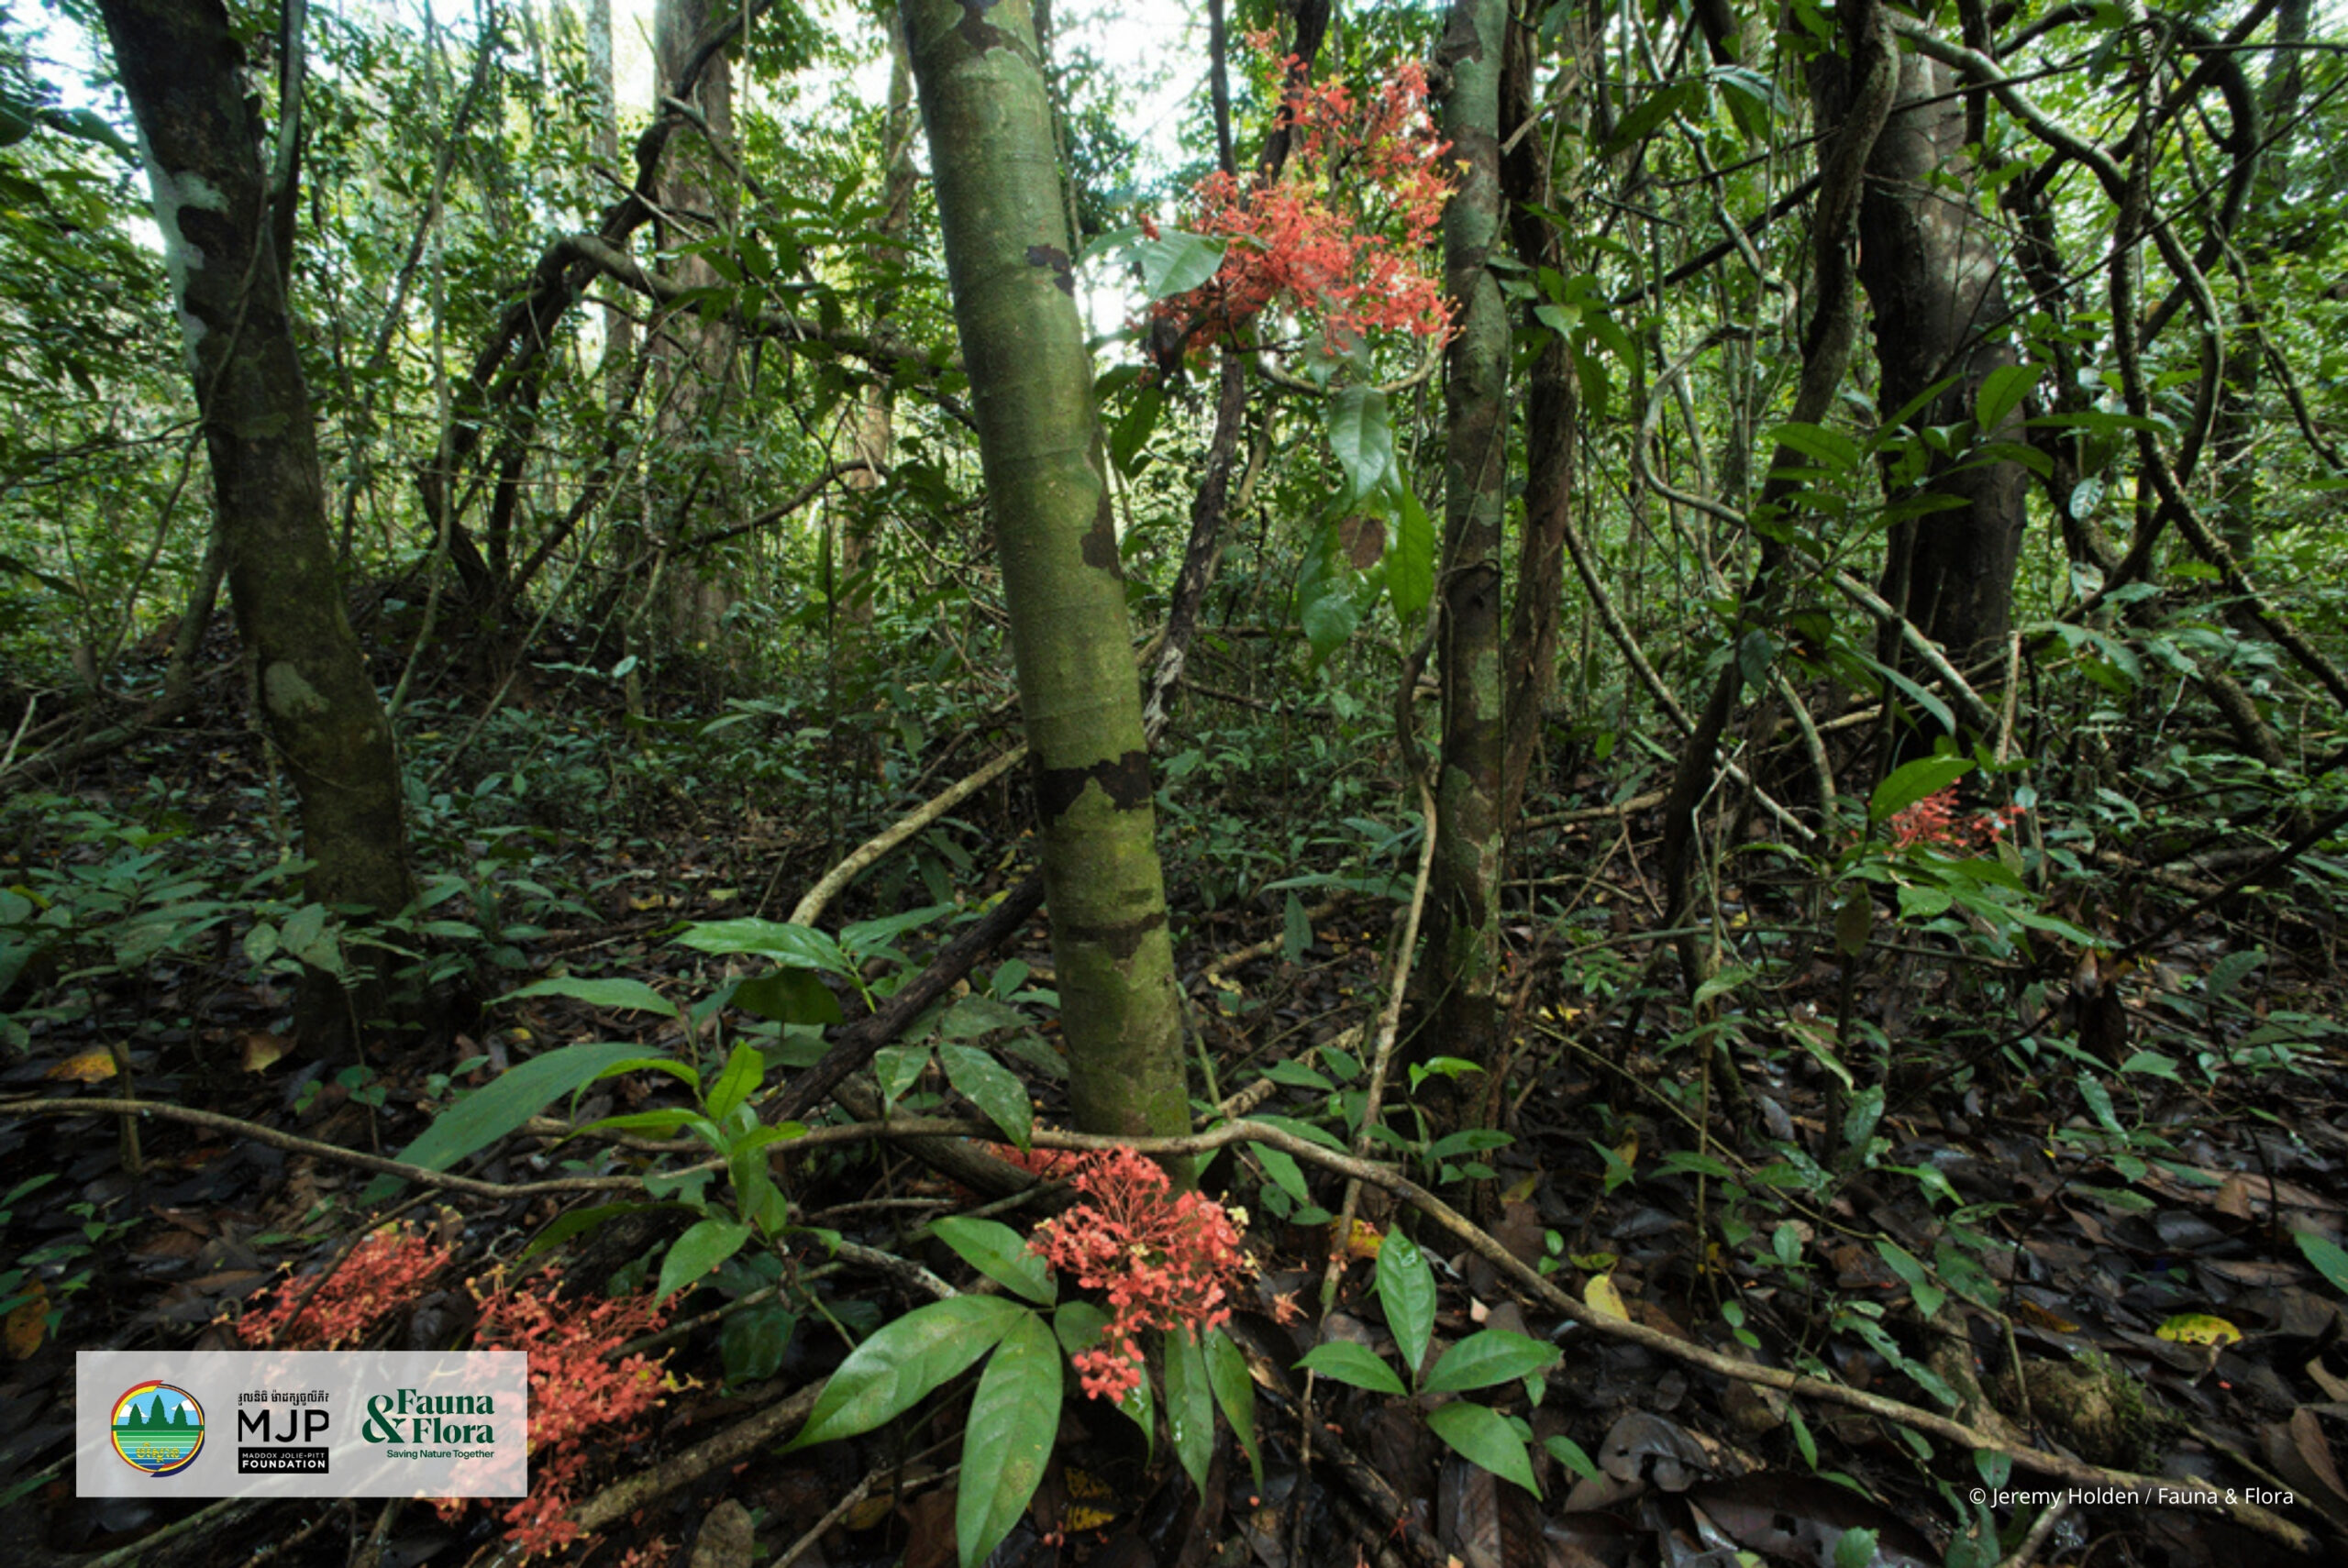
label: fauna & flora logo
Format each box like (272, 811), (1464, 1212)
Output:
(109, 1382), (205, 1477)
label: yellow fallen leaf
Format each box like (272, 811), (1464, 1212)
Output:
(1343, 1220), (1383, 1260)
(5, 1279), (47, 1359)
(240, 1032), (291, 1074)
(2157, 1312), (2243, 1348)
(1611, 1129), (1640, 1167)
(1585, 1274), (1629, 1320)
(46, 1048), (117, 1083)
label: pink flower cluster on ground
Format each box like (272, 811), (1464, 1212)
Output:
(1028, 1149), (1250, 1404)
(1154, 34), (1454, 359)
(1888, 786), (2024, 855)
(236, 1224), (452, 1349)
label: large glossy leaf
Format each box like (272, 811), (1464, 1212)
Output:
(789, 1296), (1026, 1449)
(958, 1310), (1060, 1568)
(1387, 481), (1434, 621)
(1165, 1327), (1214, 1494)
(1426, 1401), (1541, 1496)
(676, 919), (850, 975)
(1869, 756), (1973, 823)
(497, 976), (680, 1020)
(1422, 1331), (1561, 1394)
(939, 1043), (1033, 1148)
(1377, 1229), (1436, 1377)
(657, 1218), (752, 1303)
(733, 968), (844, 1026)
(704, 1043), (767, 1122)
(1134, 231), (1227, 299)
(1296, 1341), (1406, 1396)
(932, 1216), (1055, 1305)
(376, 1042), (658, 1198)
(1203, 1328), (1262, 1489)
(1327, 384), (1395, 497)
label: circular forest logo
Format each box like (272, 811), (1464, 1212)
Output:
(109, 1382), (205, 1476)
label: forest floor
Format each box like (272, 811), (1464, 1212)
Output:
(5, 651), (2348, 1568)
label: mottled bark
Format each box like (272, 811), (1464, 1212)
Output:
(902, 0), (1191, 1153)
(1421, 0), (1510, 1069)
(1499, 8), (1578, 835)
(1859, 52), (2029, 681)
(651, 0), (741, 650)
(98, 0), (413, 1047)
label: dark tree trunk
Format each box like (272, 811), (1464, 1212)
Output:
(1421, 0), (1510, 1072)
(1858, 52), (2030, 682)
(98, 0), (414, 1051)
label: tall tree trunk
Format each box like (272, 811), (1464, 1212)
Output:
(1499, 6), (1579, 835)
(651, 0), (740, 654)
(1422, 0), (1510, 1070)
(1859, 51), (2030, 686)
(98, 0), (414, 1051)
(902, 0), (1191, 1153)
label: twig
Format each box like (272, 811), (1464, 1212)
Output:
(0, 1099), (641, 1199)
(788, 744), (1026, 927)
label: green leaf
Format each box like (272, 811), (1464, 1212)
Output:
(704, 1043), (767, 1122)
(1252, 1143), (1311, 1205)
(874, 1044), (928, 1110)
(376, 1042), (659, 1199)
(1377, 1228), (1436, 1377)
(1109, 386), (1165, 478)
(1165, 1326), (1214, 1494)
(1327, 384), (1395, 498)
(931, 1216), (1056, 1305)
(1975, 363), (2041, 432)
(733, 968), (844, 1026)
(938, 1043), (1033, 1148)
(1690, 965), (1755, 1010)
(958, 1310), (1060, 1568)
(1873, 1240), (1945, 1318)
(1135, 231), (1227, 299)
(2297, 1230), (2348, 1297)
(790, 1296), (1027, 1449)
(1422, 1330), (1561, 1394)
(677, 919), (850, 975)
(1387, 482), (1434, 621)
(1282, 892), (1312, 966)
(498, 976), (681, 1020)
(1426, 1401), (1541, 1495)
(1545, 1433), (1601, 1483)
(1203, 1328), (1262, 1489)
(658, 1218), (753, 1303)
(589, 1055), (702, 1094)
(1296, 1341), (1406, 1396)
(1871, 756), (1974, 823)
(722, 1302), (796, 1383)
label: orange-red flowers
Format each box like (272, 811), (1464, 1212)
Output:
(466, 1277), (673, 1555)
(1029, 1150), (1250, 1403)
(1888, 786), (2023, 855)
(236, 1224), (452, 1350)
(1156, 39), (1454, 359)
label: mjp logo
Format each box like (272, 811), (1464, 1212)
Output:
(109, 1382), (205, 1477)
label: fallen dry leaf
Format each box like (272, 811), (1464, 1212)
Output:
(239, 1031), (291, 1073)
(45, 1048), (117, 1083)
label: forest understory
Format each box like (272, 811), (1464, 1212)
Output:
(6, 617), (2348, 1568)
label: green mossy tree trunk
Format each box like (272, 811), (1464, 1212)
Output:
(1421, 0), (1510, 1072)
(98, 0), (413, 1051)
(902, 0), (1190, 1152)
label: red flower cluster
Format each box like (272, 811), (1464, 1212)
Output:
(461, 1277), (674, 1556)
(1156, 35), (1454, 359)
(1028, 1150), (1250, 1404)
(1888, 787), (2024, 855)
(236, 1224), (452, 1350)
